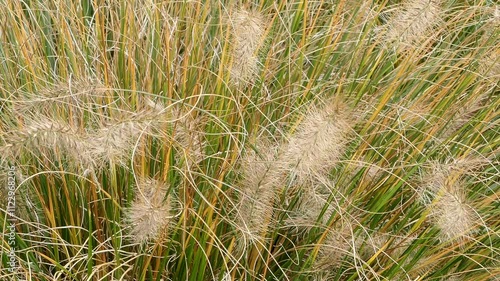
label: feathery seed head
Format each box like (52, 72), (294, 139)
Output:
(143, 98), (171, 116)
(173, 112), (207, 169)
(144, 99), (207, 167)
(1, 109), (170, 170)
(286, 180), (342, 236)
(383, 0), (444, 53)
(1, 117), (85, 164)
(418, 161), (479, 242)
(17, 118), (78, 146)
(432, 190), (476, 242)
(84, 121), (146, 167)
(124, 178), (174, 243)
(235, 141), (283, 249)
(476, 5), (499, 82)
(14, 78), (107, 116)
(82, 110), (165, 168)
(482, 5), (500, 35)
(344, 0), (378, 32)
(239, 140), (283, 192)
(419, 159), (489, 201)
(228, 8), (266, 87)
(281, 102), (352, 186)
(315, 217), (357, 271)
(287, 190), (331, 233)
(0, 168), (43, 224)
(477, 48), (499, 85)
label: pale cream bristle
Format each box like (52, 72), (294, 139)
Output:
(173, 112), (206, 168)
(235, 140), (283, 249)
(418, 161), (479, 242)
(280, 103), (352, 186)
(477, 5), (499, 84)
(124, 177), (174, 243)
(144, 99), (207, 168)
(285, 179), (342, 236)
(314, 217), (357, 271)
(228, 8), (266, 87)
(383, 0), (444, 53)
(14, 78), (107, 116)
(477, 48), (499, 86)
(1, 117), (85, 164)
(83, 119), (149, 168)
(344, 0), (378, 34)
(81, 108), (171, 168)
(431, 189), (476, 242)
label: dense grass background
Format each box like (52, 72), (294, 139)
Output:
(0, 0), (498, 280)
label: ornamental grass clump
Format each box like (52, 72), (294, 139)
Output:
(0, 0), (498, 280)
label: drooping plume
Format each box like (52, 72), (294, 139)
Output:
(82, 111), (159, 168)
(477, 6), (499, 87)
(14, 78), (107, 119)
(144, 98), (207, 168)
(285, 179), (342, 236)
(313, 216), (357, 273)
(1, 116), (85, 165)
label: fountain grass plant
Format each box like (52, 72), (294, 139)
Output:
(0, 0), (498, 280)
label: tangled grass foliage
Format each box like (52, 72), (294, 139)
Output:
(0, 0), (498, 280)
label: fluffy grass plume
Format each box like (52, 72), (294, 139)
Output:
(418, 161), (480, 242)
(281, 102), (353, 186)
(83, 112), (157, 168)
(227, 8), (266, 87)
(13, 78), (107, 117)
(124, 177), (174, 243)
(235, 140), (283, 248)
(383, 0), (444, 52)
(431, 191), (476, 242)
(1, 116), (85, 165)
(313, 216), (358, 274)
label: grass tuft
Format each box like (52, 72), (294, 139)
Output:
(0, 0), (498, 280)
